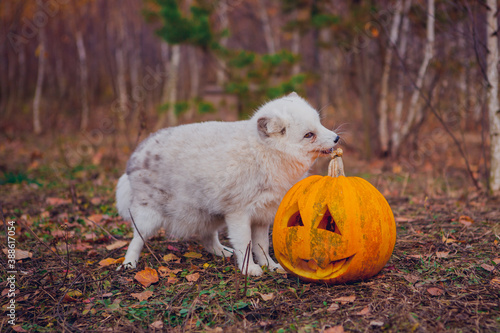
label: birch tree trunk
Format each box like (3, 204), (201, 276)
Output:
(257, 0), (276, 54)
(486, 0), (500, 192)
(158, 44), (180, 129)
(291, 9), (301, 76)
(378, 0), (403, 155)
(392, 0), (412, 155)
(76, 31), (90, 130)
(33, 27), (46, 135)
(392, 0), (435, 155)
(216, 1), (229, 87)
(319, 28), (331, 108)
(187, 46), (200, 120)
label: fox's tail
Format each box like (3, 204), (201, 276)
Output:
(116, 173), (132, 221)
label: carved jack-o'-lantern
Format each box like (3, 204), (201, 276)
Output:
(272, 149), (396, 284)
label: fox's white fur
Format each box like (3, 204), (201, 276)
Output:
(116, 93), (339, 276)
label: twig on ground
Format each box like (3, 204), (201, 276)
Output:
(128, 209), (162, 266)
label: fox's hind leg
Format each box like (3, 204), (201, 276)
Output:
(200, 230), (234, 258)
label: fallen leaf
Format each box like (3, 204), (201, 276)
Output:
(459, 215), (474, 227)
(106, 240), (128, 251)
(356, 306), (371, 315)
(131, 290), (154, 302)
(157, 266), (182, 277)
(62, 294), (77, 302)
(149, 320), (164, 330)
(163, 253), (180, 263)
(427, 287), (444, 296)
(407, 254), (425, 259)
(493, 258), (500, 265)
(87, 214), (106, 224)
(489, 277), (500, 289)
(324, 325), (344, 333)
(135, 267), (159, 287)
(12, 325), (28, 332)
(66, 289), (83, 297)
(46, 197), (71, 206)
(327, 303), (340, 312)
(258, 292), (274, 301)
(370, 320), (384, 327)
(403, 274), (420, 284)
(166, 276), (179, 284)
(436, 251), (450, 258)
(442, 235), (464, 244)
(102, 292), (113, 298)
(2, 248), (33, 260)
(332, 295), (356, 304)
(183, 251), (203, 259)
(99, 257), (124, 267)
(480, 263), (495, 272)
(90, 197), (102, 205)
(185, 272), (200, 282)
(167, 245), (180, 252)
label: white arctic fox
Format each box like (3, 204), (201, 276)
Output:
(116, 92), (340, 276)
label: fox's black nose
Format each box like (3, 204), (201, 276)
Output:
(334, 135), (340, 143)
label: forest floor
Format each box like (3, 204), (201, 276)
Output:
(0, 133), (499, 332)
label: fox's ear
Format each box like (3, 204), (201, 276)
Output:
(257, 117), (286, 138)
(287, 91), (299, 98)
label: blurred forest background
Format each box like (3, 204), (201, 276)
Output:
(1, 0), (500, 193)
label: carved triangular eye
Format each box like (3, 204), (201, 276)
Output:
(317, 209), (341, 235)
(287, 211), (304, 227)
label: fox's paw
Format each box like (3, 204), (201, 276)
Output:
(116, 261), (137, 271)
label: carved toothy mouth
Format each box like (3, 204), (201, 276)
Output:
(295, 254), (356, 279)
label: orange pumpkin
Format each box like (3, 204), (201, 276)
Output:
(272, 149), (396, 284)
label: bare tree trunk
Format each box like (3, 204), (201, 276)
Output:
(392, 0), (435, 155)
(33, 27), (46, 135)
(355, 48), (374, 160)
(161, 42), (170, 103)
(378, 0), (403, 155)
(17, 45), (26, 102)
(291, 9), (301, 76)
(76, 31), (90, 130)
(319, 28), (331, 108)
(216, 1), (229, 87)
(158, 44), (180, 129)
(187, 46), (200, 120)
(486, 0), (500, 192)
(392, 0), (412, 155)
(257, 0), (276, 54)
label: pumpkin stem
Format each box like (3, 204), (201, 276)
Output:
(328, 148), (345, 177)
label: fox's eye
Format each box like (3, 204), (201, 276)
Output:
(304, 132), (315, 139)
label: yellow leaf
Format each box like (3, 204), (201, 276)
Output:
(134, 267), (159, 287)
(163, 253), (180, 262)
(66, 289), (83, 297)
(183, 252), (203, 259)
(490, 277), (500, 289)
(98, 257), (124, 267)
